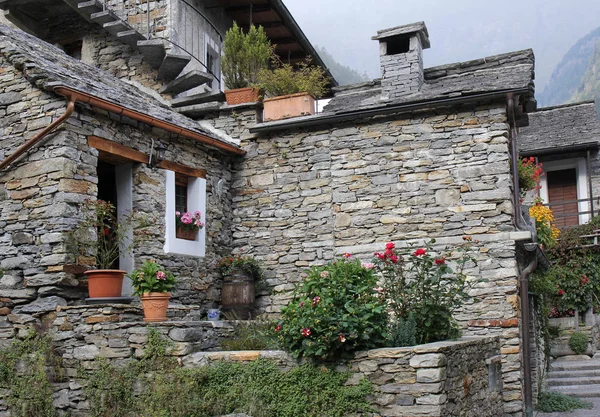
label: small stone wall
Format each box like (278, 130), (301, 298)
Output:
(0, 305), (501, 417)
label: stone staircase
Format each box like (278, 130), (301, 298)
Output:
(72, 0), (223, 106)
(546, 358), (600, 398)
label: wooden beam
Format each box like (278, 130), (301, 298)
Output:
(88, 136), (207, 178)
(157, 160), (206, 179)
(240, 20), (284, 29)
(89, 135), (148, 164)
(227, 4), (271, 13)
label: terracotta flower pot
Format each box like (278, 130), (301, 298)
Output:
(225, 87), (263, 105)
(140, 292), (172, 322)
(84, 270), (125, 298)
(263, 92), (315, 122)
(176, 227), (198, 241)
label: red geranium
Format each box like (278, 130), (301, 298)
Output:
(435, 257), (446, 265)
(386, 242), (395, 250)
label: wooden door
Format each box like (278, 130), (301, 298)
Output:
(547, 169), (579, 228)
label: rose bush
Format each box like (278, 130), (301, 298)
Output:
(374, 240), (474, 344)
(276, 256), (388, 360)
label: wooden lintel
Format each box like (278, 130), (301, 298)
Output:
(88, 136), (207, 178)
(158, 160), (206, 179)
(88, 135), (149, 164)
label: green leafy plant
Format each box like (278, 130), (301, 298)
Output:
(569, 331), (589, 355)
(537, 391), (592, 412)
(127, 259), (176, 295)
(217, 255), (264, 281)
(388, 313), (417, 347)
(0, 331), (61, 417)
(257, 55), (329, 98)
(66, 199), (152, 269)
(276, 255), (388, 360)
(81, 329), (373, 417)
(374, 240), (474, 344)
(222, 22), (272, 90)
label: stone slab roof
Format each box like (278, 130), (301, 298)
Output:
(518, 101), (600, 154)
(323, 48), (535, 114)
(371, 21), (429, 42)
(0, 23), (240, 149)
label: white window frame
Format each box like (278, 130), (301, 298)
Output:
(539, 157), (590, 225)
(164, 170), (206, 257)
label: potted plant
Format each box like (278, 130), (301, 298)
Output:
(221, 22), (271, 105)
(175, 210), (204, 241)
(217, 255), (265, 319)
(66, 199), (149, 298)
(128, 259), (176, 322)
(257, 55), (330, 121)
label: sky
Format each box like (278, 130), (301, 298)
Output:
(284, 0), (600, 92)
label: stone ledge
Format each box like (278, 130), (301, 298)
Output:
(363, 336), (499, 358)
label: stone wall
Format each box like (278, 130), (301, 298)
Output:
(0, 52), (239, 308)
(218, 102), (527, 415)
(0, 307), (501, 417)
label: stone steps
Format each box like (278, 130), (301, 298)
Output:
(170, 89), (224, 108)
(73, 0), (216, 101)
(547, 359), (600, 398)
(159, 69), (213, 95)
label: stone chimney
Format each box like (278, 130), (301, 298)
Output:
(372, 22), (430, 100)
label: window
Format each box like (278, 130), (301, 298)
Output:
(175, 173), (188, 214)
(164, 171), (206, 257)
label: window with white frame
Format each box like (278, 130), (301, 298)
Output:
(539, 157), (590, 227)
(164, 170), (206, 257)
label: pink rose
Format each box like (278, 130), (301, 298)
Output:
(156, 271), (166, 280)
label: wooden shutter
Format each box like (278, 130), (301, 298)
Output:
(547, 169), (579, 228)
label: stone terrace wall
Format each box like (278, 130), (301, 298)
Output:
(0, 307), (501, 417)
(228, 103), (527, 415)
(0, 53), (238, 308)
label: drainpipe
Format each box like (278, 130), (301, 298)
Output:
(0, 98), (76, 171)
(520, 244), (538, 417)
(507, 93), (537, 417)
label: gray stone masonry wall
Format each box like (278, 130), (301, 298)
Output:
(221, 102), (527, 416)
(80, 28), (170, 100)
(0, 53), (238, 308)
(0, 308), (500, 417)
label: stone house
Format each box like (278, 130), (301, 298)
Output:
(519, 100), (600, 227)
(0, 5), (543, 416)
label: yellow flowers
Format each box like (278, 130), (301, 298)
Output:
(529, 203), (560, 247)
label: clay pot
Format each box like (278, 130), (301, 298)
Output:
(224, 87), (263, 105)
(140, 292), (172, 322)
(263, 92), (315, 121)
(84, 270), (125, 298)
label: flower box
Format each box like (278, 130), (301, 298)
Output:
(263, 92), (315, 122)
(176, 227), (198, 241)
(225, 87), (262, 105)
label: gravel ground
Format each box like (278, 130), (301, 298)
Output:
(535, 398), (600, 417)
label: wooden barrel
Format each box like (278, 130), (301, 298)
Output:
(221, 268), (255, 319)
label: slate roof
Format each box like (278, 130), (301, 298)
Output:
(518, 101), (600, 154)
(324, 49), (535, 114)
(0, 23), (240, 149)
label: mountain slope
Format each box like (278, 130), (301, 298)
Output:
(315, 45), (368, 86)
(571, 41), (600, 103)
(538, 27), (600, 107)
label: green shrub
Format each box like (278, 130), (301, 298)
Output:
(569, 332), (589, 355)
(222, 22), (271, 89)
(257, 56), (329, 98)
(374, 241), (473, 344)
(276, 256), (388, 360)
(388, 314), (417, 347)
(537, 391), (592, 412)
